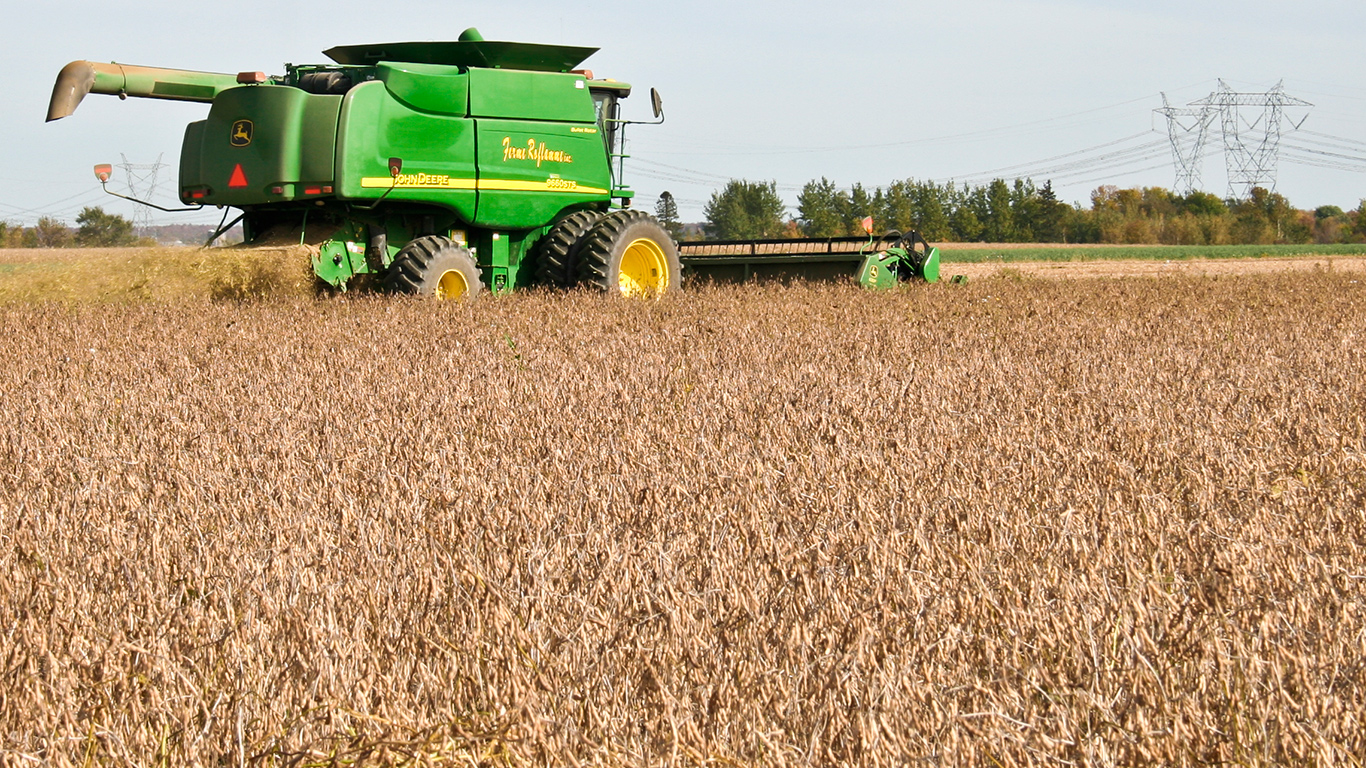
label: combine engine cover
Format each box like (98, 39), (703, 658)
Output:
(179, 85), (342, 209)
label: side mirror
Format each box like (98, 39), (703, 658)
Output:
(388, 157), (403, 178)
(650, 88), (664, 120)
(93, 163), (112, 183)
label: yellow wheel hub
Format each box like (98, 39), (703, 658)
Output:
(618, 237), (669, 298)
(435, 269), (468, 300)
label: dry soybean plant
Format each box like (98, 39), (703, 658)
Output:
(1, 272), (1363, 766)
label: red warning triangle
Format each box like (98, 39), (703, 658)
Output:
(228, 164), (249, 188)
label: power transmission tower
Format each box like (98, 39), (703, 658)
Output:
(1156, 94), (1217, 195)
(1190, 81), (1312, 199)
(117, 153), (167, 233)
(1157, 81), (1313, 199)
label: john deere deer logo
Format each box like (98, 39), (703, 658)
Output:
(230, 120), (253, 147)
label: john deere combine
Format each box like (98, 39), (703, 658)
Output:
(47, 28), (942, 297)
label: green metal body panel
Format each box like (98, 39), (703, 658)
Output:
(181, 86), (341, 207)
(312, 233), (368, 284)
(468, 69), (597, 122)
(479, 231), (513, 294)
(857, 250), (901, 290)
(921, 247), (942, 283)
(334, 80), (478, 221)
(377, 62), (468, 115)
(473, 118), (611, 228)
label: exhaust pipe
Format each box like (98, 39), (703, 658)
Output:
(47, 61), (243, 121)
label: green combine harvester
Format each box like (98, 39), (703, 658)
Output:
(47, 28), (942, 298)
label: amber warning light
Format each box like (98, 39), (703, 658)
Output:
(236, 71), (268, 85)
(93, 164), (112, 183)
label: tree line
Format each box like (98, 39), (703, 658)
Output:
(0, 207), (145, 248)
(677, 179), (1366, 245)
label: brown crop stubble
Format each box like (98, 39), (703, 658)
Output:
(1, 273), (1363, 766)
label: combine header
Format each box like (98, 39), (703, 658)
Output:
(677, 228), (942, 288)
(47, 29), (945, 297)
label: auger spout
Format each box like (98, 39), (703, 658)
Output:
(46, 60), (244, 121)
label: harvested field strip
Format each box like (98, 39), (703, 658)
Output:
(1, 274), (1364, 765)
(938, 242), (1366, 262)
(951, 256), (1366, 281)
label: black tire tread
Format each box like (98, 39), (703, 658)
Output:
(576, 209), (664, 292)
(535, 210), (604, 288)
(383, 235), (483, 297)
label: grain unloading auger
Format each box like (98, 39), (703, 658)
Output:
(47, 28), (948, 298)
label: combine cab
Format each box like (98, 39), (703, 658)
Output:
(48, 28), (946, 297)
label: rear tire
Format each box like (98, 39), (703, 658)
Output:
(576, 210), (681, 298)
(383, 235), (483, 300)
(535, 210), (603, 288)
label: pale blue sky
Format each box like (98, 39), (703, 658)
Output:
(4, 0), (1363, 227)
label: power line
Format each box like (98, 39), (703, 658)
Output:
(0, 187), (108, 219)
(639, 92), (1192, 158)
(1281, 156), (1366, 174)
(946, 135), (1171, 187)
(1067, 162), (1182, 189)
(1281, 143), (1366, 167)
(1299, 129), (1366, 149)
(948, 131), (1155, 179)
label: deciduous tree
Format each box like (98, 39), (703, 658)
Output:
(796, 178), (845, 237)
(1180, 190), (1228, 217)
(34, 217), (73, 248)
(704, 180), (788, 239)
(75, 207), (138, 247)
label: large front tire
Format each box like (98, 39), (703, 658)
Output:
(576, 210), (681, 298)
(383, 235), (483, 300)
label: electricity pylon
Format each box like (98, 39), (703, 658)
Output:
(1156, 93), (1217, 195)
(117, 153), (167, 233)
(1165, 81), (1313, 199)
